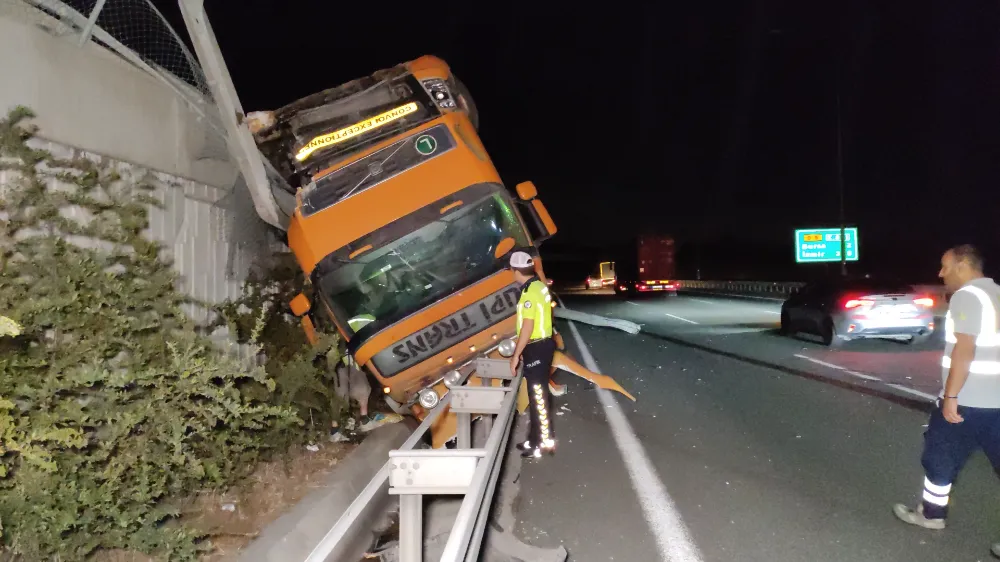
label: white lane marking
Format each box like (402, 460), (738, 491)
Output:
(564, 320), (704, 562)
(665, 313), (699, 325)
(626, 301), (640, 306)
(794, 354), (880, 380)
(793, 354), (935, 400)
(886, 384), (937, 402)
(689, 298), (716, 305)
(793, 353), (846, 371)
(845, 370), (882, 381)
(761, 311), (781, 315)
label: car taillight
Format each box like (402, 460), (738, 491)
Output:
(619, 285), (626, 291)
(914, 297), (934, 308)
(844, 298), (875, 309)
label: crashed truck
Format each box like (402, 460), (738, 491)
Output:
(177, 9), (636, 449)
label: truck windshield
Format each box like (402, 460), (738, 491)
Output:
(316, 191), (530, 335)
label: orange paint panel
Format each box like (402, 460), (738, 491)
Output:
(552, 351), (636, 401)
(290, 116), (501, 275)
(407, 55), (451, 78)
(439, 200), (464, 214)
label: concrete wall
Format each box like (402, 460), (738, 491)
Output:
(0, 9), (235, 189)
(0, 6), (281, 324)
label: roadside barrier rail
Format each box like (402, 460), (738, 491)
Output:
(305, 359), (522, 562)
(674, 280), (949, 314)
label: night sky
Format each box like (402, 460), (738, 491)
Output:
(162, 1), (1000, 281)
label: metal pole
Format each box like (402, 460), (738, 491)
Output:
(836, 90), (847, 277)
(457, 413), (471, 449)
(480, 377), (492, 439)
(77, 0), (107, 46)
(399, 495), (423, 562)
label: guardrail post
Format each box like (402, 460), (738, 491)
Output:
(457, 413), (471, 449)
(480, 376), (493, 439)
(400, 494), (423, 562)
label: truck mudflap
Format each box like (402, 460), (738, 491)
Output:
(516, 350), (636, 412)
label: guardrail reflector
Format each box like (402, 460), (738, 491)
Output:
(389, 451), (482, 495)
(451, 386), (510, 414)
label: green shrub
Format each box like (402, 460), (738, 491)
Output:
(0, 107), (301, 560)
(213, 260), (350, 440)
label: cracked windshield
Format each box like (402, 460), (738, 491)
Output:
(318, 191), (528, 334)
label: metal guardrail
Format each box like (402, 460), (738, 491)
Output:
(674, 280), (950, 314)
(676, 280), (806, 298)
(305, 358), (522, 562)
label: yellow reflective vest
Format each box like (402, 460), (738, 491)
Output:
(516, 279), (553, 341)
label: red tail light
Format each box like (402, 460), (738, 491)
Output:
(844, 298), (875, 310)
(914, 297), (934, 308)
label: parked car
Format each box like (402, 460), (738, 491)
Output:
(779, 277), (936, 347)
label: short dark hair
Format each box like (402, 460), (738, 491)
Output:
(948, 244), (984, 272)
(512, 266), (535, 277)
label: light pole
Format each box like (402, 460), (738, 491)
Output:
(836, 91), (847, 277)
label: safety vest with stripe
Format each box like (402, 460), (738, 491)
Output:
(941, 279), (1000, 407)
(516, 278), (553, 341)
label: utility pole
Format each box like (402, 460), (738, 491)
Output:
(836, 90), (847, 277)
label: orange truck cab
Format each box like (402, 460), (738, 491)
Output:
(253, 56), (559, 448)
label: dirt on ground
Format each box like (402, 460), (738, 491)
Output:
(94, 439), (357, 562)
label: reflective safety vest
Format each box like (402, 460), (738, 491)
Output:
(942, 283), (1000, 375)
(516, 278), (553, 341)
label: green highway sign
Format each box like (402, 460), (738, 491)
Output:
(795, 227), (859, 263)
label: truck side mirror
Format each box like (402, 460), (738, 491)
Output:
(515, 181), (538, 201)
(290, 293), (312, 317)
(530, 199), (558, 237)
(513, 180), (557, 245)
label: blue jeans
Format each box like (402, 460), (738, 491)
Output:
(920, 402), (1000, 519)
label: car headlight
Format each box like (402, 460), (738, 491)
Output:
(443, 369), (464, 388)
(497, 338), (517, 357)
(418, 388), (440, 410)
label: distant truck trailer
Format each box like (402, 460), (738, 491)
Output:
(615, 235), (677, 296)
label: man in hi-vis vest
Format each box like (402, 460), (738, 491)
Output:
(894, 245), (1000, 556)
(508, 251), (557, 459)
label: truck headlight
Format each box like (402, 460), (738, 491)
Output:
(420, 78), (456, 109)
(418, 388), (440, 410)
(498, 338), (516, 357)
(443, 369), (463, 388)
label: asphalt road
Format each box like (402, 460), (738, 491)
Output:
(512, 291), (1000, 562)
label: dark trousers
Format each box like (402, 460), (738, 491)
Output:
(920, 402), (1000, 519)
(523, 338), (557, 448)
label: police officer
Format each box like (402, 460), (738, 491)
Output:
(508, 251), (557, 459)
(893, 245), (1000, 557)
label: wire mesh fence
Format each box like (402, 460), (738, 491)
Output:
(1, 0), (210, 98)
